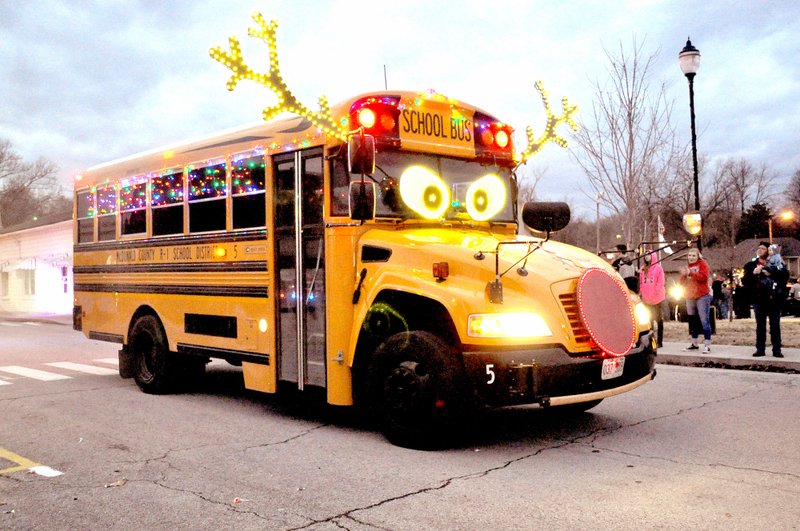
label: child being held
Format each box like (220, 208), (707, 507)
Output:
(768, 244), (785, 270)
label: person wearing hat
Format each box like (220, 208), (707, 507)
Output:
(612, 244), (638, 293)
(742, 241), (789, 357)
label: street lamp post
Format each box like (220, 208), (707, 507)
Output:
(679, 38), (701, 249)
(595, 192), (604, 255)
(769, 210), (796, 243)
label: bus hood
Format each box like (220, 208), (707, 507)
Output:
(358, 227), (614, 287)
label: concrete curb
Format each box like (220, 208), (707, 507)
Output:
(657, 341), (800, 373)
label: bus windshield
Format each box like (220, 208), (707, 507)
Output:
(337, 151), (515, 223)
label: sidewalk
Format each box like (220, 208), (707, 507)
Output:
(658, 341), (800, 373)
(0, 312), (72, 326)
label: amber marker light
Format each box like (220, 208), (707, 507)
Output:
(433, 262), (449, 281)
(214, 247), (227, 258)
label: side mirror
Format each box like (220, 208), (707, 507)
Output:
(349, 180), (376, 221)
(682, 212), (702, 236)
(348, 134), (376, 176)
(522, 202), (571, 233)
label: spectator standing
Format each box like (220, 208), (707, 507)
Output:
(679, 248), (713, 353)
(742, 241), (789, 357)
(711, 274), (723, 319)
(639, 251), (667, 348)
(612, 244), (639, 293)
(788, 278), (800, 317)
(720, 281), (732, 320)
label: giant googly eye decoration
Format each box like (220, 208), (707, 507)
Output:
(466, 173), (506, 221)
(399, 165), (450, 219)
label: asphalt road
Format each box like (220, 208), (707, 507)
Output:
(2, 321), (799, 530)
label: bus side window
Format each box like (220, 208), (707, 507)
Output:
(151, 170), (185, 236)
(76, 189), (95, 243)
(96, 184), (117, 241)
(120, 178), (147, 236)
(188, 162), (227, 233)
(231, 156), (266, 229)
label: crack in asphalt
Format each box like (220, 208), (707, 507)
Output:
(284, 439), (576, 530)
(246, 423), (329, 449)
(282, 385), (793, 530)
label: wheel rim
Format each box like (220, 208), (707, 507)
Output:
(383, 360), (432, 424)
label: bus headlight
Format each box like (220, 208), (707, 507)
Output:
(634, 302), (651, 326)
(468, 312), (552, 338)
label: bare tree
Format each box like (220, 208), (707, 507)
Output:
(0, 139), (65, 229)
(699, 157), (778, 247)
(516, 163), (545, 204)
(570, 38), (681, 248)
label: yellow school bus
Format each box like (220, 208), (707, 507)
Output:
(73, 90), (656, 448)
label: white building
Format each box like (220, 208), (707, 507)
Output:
(0, 213), (72, 315)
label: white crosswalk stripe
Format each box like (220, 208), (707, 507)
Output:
(0, 366), (72, 381)
(45, 362), (119, 376)
(94, 358), (119, 366)
(0, 378), (10, 386)
(0, 322), (23, 327)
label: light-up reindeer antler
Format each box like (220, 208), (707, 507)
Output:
(516, 81), (579, 163)
(209, 13), (348, 140)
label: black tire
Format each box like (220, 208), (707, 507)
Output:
(550, 399), (603, 415)
(129, 315), (177, 394)
(367, 331), (467, 449)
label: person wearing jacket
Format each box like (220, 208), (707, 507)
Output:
(742, 241), (789, 357)
(639, 251), (667, 348)
(679, 248), (712, 353)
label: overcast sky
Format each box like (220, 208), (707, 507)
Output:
(1, 1), (798, 218)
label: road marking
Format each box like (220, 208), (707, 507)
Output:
(0, 447), (63, 477)
(0, 366), (72, 381)
(0, 322), (23, 327)
(45, 362), (119, 376)
(95, 358), (119, 366)
(0, 378), (10, 386)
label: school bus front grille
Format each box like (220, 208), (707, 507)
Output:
(558, 292), (592, 346)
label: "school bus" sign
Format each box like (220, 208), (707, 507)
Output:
(399, 101), (476, 158)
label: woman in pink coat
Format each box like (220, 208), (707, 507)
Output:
(639, 251), (667, 348)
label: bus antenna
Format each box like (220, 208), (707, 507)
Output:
(383, 65), (388, 90)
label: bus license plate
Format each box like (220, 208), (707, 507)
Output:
(601, 357), (625, 380)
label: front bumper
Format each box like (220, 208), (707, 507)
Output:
(462, 331), (656, 407)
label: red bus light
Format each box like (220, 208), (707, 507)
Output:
(349, 96), (401, 147)
(473, 111), (514, 161)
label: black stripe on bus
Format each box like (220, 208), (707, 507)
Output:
(73, 283), (268, 298)
(177, 343), (270, 365)
(73, 261), (268, 275)
(88, 332), (124, 344)
(73, 229), (267, 253)
(185, 313), (238, 339)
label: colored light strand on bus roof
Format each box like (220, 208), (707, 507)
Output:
(209, 12), (349, 140)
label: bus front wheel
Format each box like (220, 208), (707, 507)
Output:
(129, 315), (176, 394)
(368, 331), (466, 449)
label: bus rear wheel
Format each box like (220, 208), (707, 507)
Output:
(129, 315), (176, 394)
(368, 331), (466, 449)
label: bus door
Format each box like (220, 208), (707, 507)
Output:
(273, 148), (326, 390)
